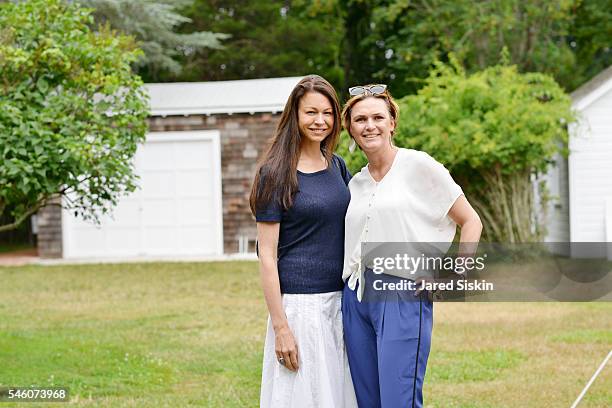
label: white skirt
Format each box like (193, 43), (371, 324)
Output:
(260, 291), (357, 408)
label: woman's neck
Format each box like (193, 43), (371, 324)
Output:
(367, 145), (398, 181)
(299, 138), (323, 160)
(298, 139), (326, 172)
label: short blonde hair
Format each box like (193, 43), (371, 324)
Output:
(341, 86), (400, 138)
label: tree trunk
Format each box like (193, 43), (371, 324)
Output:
(468, 165), (545, 243)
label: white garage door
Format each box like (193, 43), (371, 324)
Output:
(62, 131), (223, 258)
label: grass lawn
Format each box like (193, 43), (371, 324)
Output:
(0, 261), (610, 407)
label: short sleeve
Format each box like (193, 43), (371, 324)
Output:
(254, 173), (283, 222)
(334, 154), (352, 186)
(419, 152), (463, 221)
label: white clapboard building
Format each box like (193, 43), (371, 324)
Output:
(543, 66), (612, 257)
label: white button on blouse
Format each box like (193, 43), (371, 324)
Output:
(343, 148), (464, 301)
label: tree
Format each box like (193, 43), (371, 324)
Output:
(568, 0), (612, 90)
(341, 0), (610, 97)
(79, 0), (230, 81)
(376, 0), (579, 96)
(395, 59), (574, 242)
(339, 0), (379, 93)
(175, 0), (345, 88)
(0, 0), (149, 232)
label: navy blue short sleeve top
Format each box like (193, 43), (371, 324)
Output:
(256, 154), (352, 294)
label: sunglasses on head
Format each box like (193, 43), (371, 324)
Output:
(348, 84), (387, 96)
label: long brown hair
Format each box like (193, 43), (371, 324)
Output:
(249, 75), (341, 215)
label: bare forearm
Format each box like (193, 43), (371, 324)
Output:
(459, 218), (482, 242)
(458, 217), (483, 256)
(259, 257), (288, 330)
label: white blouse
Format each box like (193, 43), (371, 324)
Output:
(343, 148), (464, 301)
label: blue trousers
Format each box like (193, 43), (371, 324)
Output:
(342, 272), (433, 408)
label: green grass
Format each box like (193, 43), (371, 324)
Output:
(0, 261), (610, 407)
(550, 329), (612, 344)
(428, 350), (526, 382)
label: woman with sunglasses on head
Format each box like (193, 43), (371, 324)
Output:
(250, 75), (357, 407)
(341, 84), (482, 407)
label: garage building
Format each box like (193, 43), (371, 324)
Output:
(36, 77), (302, 259)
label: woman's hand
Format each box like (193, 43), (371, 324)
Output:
(274, 324), (299, 371)
(413, 277), (444, 301)
(257, 222), (300, 371)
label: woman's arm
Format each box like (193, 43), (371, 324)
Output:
(257, 221), (299, 371)
(448, 195), (483, 256)
(417, 195), (483, 295)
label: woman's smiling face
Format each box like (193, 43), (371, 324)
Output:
(298, 91), (334, 143)
(349, 97), (395, 153)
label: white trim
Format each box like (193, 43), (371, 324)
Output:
(606, 199), (612, 261)
(570, 66), (612, 110)
(572, 76), (612, 111)
(146, 131), (218, 143)
(568, 122), (577, 244)
(61, 196), (73, 258)
(145, 76), (303, 116)
(210, 131), (224, 256)
(568, 135), (577, 245)
(607, 198), (612, 242)
(151, 106), (285, 116)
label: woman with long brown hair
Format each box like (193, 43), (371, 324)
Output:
(250, 75), (357, 407)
